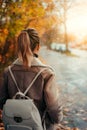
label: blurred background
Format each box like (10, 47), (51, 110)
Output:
(1, 0), (87, 67)
(0, 0), (87, 129)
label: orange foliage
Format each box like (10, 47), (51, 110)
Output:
(3, 29), (8, 35)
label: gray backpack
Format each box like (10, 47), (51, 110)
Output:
(2, 66), (47, 130)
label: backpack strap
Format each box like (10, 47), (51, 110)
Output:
(8, 66), (20, 92)
(8, 66), (52, 96)
(23, 67), (49, 96)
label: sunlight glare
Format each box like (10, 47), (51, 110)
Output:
(67, 1), (87, 39)
(67, 16), (87, 39)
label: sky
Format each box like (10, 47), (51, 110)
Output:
(66, 0), (87, 39)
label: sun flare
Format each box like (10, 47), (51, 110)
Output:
(66, 1), (87, 39)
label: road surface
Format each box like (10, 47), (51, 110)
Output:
(40, 47), (87, 130)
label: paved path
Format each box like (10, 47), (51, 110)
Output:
(40, 47), (87, 130)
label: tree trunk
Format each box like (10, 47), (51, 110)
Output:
(64, 0), (68, 51)
(64, 22), (68, 51)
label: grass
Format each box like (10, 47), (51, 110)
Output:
(64, 51), (79, 57)
(58, 50), (79, 57)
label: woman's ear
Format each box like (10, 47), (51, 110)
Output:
(33, 44), (40, 53)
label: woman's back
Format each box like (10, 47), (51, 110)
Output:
(0, 28), (63, 130)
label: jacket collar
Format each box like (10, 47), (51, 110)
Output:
(13, 57), (46, 67)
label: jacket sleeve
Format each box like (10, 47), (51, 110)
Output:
(0, 70), (9, 109)
(44, 73), (63, 124)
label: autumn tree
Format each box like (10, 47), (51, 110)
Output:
(0, 0), (46, 64)
(67, 33), (77, 43)
(54, 0), (73, 51)
(0, 0), (61, 65)
(82, 35), (87, 45)
(39, 0), (61, 48)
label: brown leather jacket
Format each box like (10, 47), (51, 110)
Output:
(0, 57), (63, 128)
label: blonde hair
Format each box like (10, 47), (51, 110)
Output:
(17, 31), (33, 67)
(17, 28), (40, 68)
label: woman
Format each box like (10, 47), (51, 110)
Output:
(0, 28), (63, 130)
